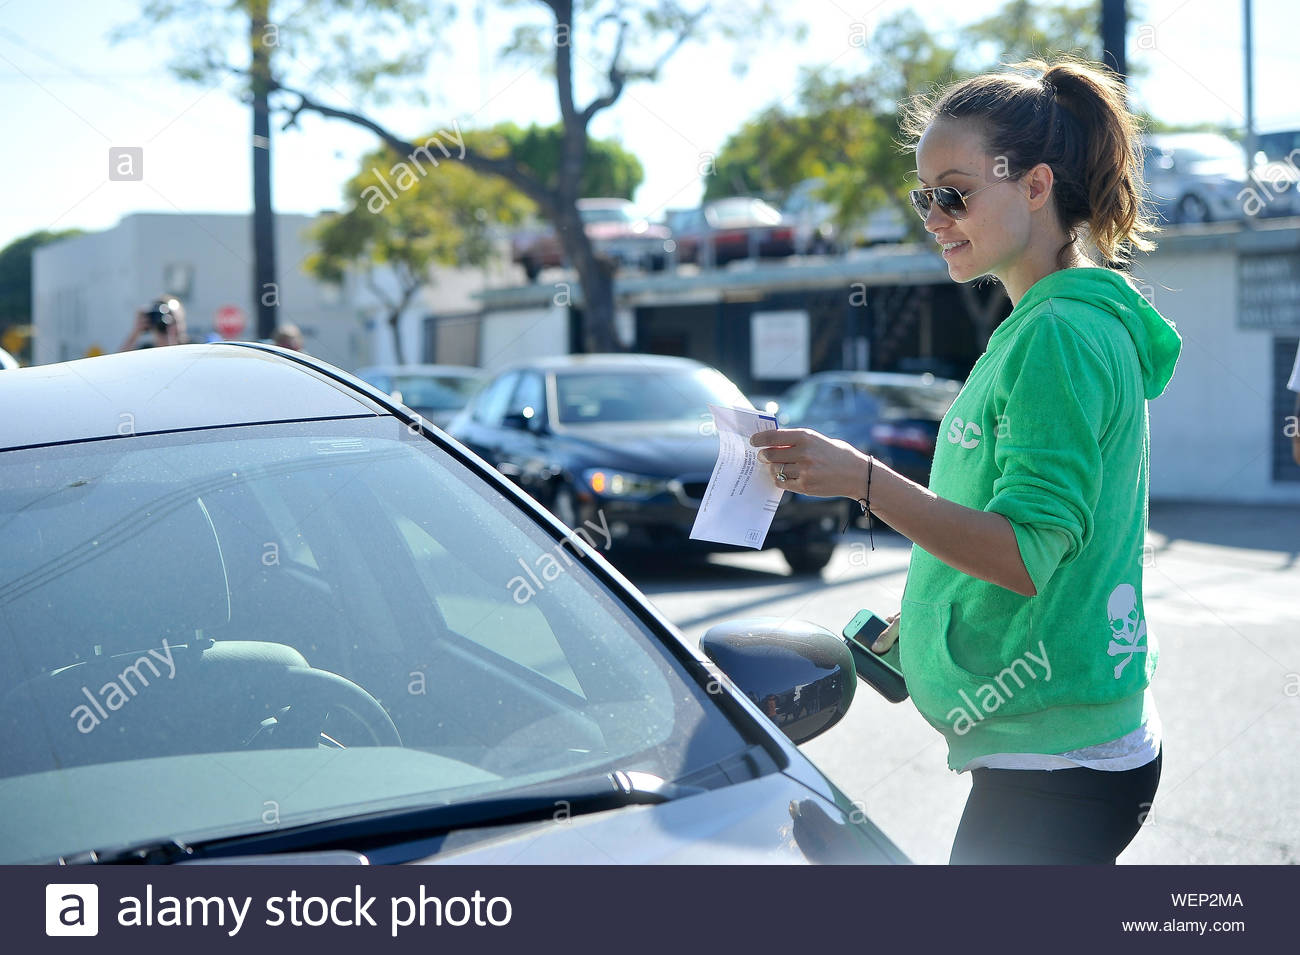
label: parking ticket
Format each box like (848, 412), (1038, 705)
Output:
(689, 405), (783, 548)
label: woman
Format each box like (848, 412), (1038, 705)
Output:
(751, 58), (1182, 864)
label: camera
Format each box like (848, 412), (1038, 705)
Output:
(144, 301), (174, 332)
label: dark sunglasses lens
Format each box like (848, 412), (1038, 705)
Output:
(935, 187), (968, 219)
(910, 187), (968, 220)
(909, 190), (931, 219)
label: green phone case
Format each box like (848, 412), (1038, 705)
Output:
(842, 609), (909, 703)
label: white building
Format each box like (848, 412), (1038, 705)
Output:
(32, 213), (367, 369)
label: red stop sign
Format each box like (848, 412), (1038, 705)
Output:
(214, 305), (247, 339)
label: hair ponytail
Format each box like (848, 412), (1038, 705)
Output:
(901, 56), (1159, 268)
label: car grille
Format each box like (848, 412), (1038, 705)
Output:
(681, 480), (709, 500)
(670, 476), (712, 507)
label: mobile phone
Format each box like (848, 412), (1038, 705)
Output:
(842, 609), (909, 703)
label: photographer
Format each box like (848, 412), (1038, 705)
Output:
(120, 297), (189, 351)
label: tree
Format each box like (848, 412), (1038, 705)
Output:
(708, 2), (1129, 243)
(115, 1), (453, 338)
(305, 122), (643, 363)
(123, 0), (793, 354)
(707, 11), (959, 239)
(494, 123), (644, 200)
(0, 229), (84, 364)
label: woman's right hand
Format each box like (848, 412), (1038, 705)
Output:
(871, 612), (900, 653)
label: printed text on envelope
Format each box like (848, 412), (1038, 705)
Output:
(689, 405), (783, 548)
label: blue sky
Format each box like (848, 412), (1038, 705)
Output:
(2, 0), (1297, 249)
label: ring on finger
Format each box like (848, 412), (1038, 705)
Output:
(776, 466), (786, 482)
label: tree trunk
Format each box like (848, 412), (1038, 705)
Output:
(552, 201), (618, 352)
(388, 308), (405, 365)
(249, 1), (278, 340)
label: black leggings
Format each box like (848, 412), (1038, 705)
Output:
(949, 748), (1162, 864)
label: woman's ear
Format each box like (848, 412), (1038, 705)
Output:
(1024, 162), (1055, 212)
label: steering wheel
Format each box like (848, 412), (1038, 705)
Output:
(254, 666), (403, 749)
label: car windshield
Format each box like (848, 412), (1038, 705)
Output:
(1166, 136), (1241, 164)
(779, 378), (958, 422)
(554, 367), (747, 424)
(0, 417), (753, 862)
(706, 198), (783, 228)
(391, 374), (481, 411)
(579, 205), (634, 225)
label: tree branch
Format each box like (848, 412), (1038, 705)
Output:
(580, 18), (627, 123)
(634, 4), (712, 81)
(580, 5), (710, 123)
(268, 77), (558, 218)
(364, 269), (399, 313)
(551, 0), (578, 126)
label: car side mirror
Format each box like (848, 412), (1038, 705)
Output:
(700, 617), (855, 745)
(502, 408), (543, 431)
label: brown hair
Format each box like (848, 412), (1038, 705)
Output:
(900, 56), (1158, 268)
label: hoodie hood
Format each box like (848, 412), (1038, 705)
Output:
(993, 267), (1182, 399)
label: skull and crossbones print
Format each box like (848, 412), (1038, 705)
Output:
(1106, 583), (1147, 678)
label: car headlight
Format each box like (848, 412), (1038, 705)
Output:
(582, 468), (671, 499)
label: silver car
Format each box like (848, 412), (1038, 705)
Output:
(1143, 132), (1298, 224)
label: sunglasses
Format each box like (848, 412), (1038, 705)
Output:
(908, 177), (1013, 221)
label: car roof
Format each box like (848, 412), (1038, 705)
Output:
(355, 364), (483, 377)
(793, 370), (962, 388)
(0, 343), (390, 452)
(494, 353), (711, 375)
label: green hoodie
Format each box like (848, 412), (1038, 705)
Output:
(897, 267), (1182, 771)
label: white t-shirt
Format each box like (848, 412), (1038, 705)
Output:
(960, 688), (1162, 772)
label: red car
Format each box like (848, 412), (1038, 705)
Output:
(511, 198), (673, 282)
(670, 198), (796, 267)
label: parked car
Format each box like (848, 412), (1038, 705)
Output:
(775, 371), (963, 488)
(1252, 128), (1300, 215)
(447, 353), (848, 574)
(670, 198), (796, 267)
(1142, 132), (1298, 224)
(783, 178), (910, 254)
(354, 363), (485, 429)
(511, 198), (673, 282)
(0, 343), (907, 865)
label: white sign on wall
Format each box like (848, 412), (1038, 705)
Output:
(751, 310), (810, 380)
(479, 306), (569, 370)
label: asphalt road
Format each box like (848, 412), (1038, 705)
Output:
(624, 502), (1300, 865)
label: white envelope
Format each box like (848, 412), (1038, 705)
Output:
(689, 404), (783, 548)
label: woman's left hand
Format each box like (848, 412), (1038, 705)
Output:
(750, 428), (870, 499)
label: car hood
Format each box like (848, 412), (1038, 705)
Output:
(554, 421), (721, 476)
(587, 222), (671, 240)
(424, 771), (907, 865)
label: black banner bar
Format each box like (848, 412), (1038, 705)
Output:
(11, 864), (1291, 953)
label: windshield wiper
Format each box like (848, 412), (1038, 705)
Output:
(67, 770), (704, 865)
